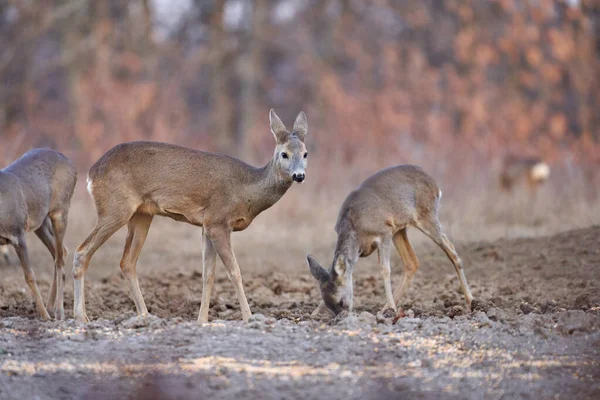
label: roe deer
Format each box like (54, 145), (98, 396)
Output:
(0, 149), (77, 320)
(72, 109), (309, 323)
(0, 245), (10, 264)
(307, 165), (474, 316)
(499, 155), (550, 195)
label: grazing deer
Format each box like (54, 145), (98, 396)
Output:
(499, 155), (550, 195)
(307, 165), (474, 316)
(0, 149), (77, 320)
(0, 245), (10, 264)
(72, 109), (309, 323)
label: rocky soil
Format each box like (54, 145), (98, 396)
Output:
(0, 226), (598, 399)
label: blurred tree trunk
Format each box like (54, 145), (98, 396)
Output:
(137, 0), (159, 138)
(308, 0), (347, 151)
(210, 0), (233, 151)
(62, 0), (88, 153)
(236, 0), (267, 160)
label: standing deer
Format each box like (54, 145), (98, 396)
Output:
(499, 155), (550, 195)
(307, 165), (474, 316)
(0, 149), (77, 320)
(72, 109), (309, 323)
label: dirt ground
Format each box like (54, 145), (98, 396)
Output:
(0, 219), (598, 399)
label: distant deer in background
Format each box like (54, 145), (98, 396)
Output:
(0, 245), (10, 264)
(72, 109), (309, 323)
(0, 149), (77, 320)
(307, 165), (474, 317)
(499, 155), (550, 195)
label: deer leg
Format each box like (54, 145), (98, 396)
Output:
(391, 229), (420, 308)
(378, 238), (397, 313)
(72, 212), (132, 322)
(34, 218), (59, 316)
(49, 211), (69, 320)
(120, 213), (153, 317)
(416, 220), (474, 309)
(206, 227), (252, 322)
(198, 231), (217, 323)
(14, 235), (51, 320)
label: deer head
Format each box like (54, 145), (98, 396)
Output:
(269, 109), (308, 185)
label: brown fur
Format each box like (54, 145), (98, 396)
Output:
(308, 165), (474, 316)
(0, 149), (77, 320)
(72, 109), (309, 323)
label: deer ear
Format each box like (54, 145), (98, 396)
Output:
(269, 109), (289, 144)
(307, 254), (329, 284)
(292, 111), (307, 142)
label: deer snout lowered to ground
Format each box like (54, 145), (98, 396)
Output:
(0, 149), (77, 320)
(72, 109), (309, 323)
(307, 165), (474, 317)
(499, 155), (550, 195)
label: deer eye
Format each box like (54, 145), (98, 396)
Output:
(281, 152), (289, 159)
(338, 300), (344, 308)
(303, 152), (308, 158)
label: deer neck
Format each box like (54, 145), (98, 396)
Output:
(332, 227), (360, 275)
(246, 158), (292, 218)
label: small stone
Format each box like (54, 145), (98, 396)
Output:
(574, 293), (590, 310)
(485, 307), (506, 322)
(447, 306), (464, 318)
(381, 308), (396, 319)
(470, 298), (488, 313)
(218, 310), (234, 319)
(519, 302), (537, 315)
(474, 311), (492, 328)
(248, 313), (267, 323)
(246, 321), (263, 330)
(541, 300), (562, 314)
(336, 313), (360, 329)
(357, 311), (376, 326)
(88, 318), (114, 329)
(120, 315), (161, 329)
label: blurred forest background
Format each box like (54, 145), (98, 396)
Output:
(0, 0), (599, 237)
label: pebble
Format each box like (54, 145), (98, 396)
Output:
(119, 315), (164, 329)
(473, 311), (493, 328)
(248, 313), (267, 323)
(519, 302), (538, 315)
(357, 311), (377, 326)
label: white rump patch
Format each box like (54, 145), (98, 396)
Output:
(531, 162), (550, 181)
(86, 175), (94, 196)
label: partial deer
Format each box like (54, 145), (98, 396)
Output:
(0, 149), (77, 320)
(499, 154), (550, 195)
(307, 165), (474, 316)
(0, 245), (10, 264)
(72, 109), (309, 323)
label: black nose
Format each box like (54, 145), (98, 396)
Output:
(293, 173), (305, 182)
